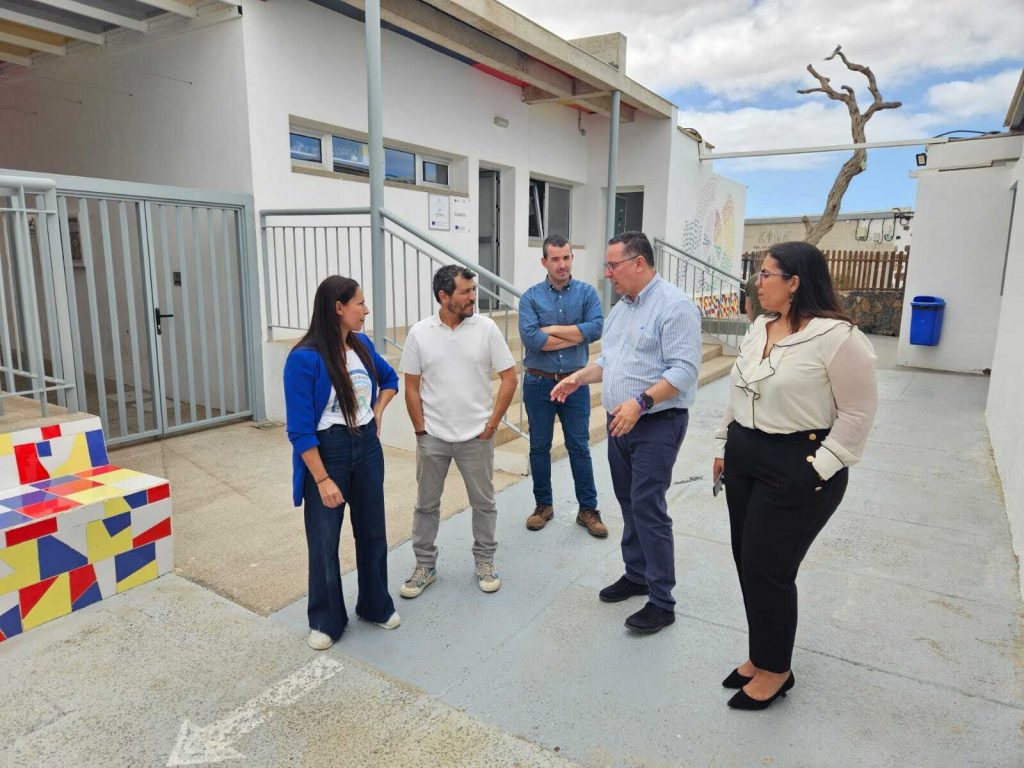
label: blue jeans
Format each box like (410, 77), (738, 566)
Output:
(607, 410), (688, 611)
(303, 422), (395, 640)
(523, 372), (598, 510)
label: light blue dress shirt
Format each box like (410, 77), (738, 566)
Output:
(519, 278), (603, 373)
(596, 274), (703, 413)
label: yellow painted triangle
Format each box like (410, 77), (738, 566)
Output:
(86, 519), (132, 562)
(0, 539), (41, 594)
(23, 572), (72, 631)
(117, 559), (158, 593)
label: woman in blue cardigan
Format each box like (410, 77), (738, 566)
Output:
(284, 275), (400, 650)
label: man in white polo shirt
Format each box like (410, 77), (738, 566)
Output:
(399, 264), (517, 597)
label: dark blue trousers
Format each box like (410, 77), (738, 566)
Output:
(303, 422), (395, 640)
(606, 410), (688, 611)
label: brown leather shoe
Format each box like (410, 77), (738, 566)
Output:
(576, 509), (608, 538)
(526, 504), (554, 531)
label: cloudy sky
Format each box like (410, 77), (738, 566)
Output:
(501, 0), (1024, 217)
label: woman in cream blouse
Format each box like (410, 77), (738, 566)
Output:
(712, 241), (877, 711)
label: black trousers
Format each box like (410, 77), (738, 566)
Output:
(723, 422), (849, 673)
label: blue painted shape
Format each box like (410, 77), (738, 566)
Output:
(85, 430), (108, 468)
(0, 510), (32, 531)
(102, 511), (131, 538)
(0, 490), (52, 510)
(115, 542), (155, 583)
(71, 582), (103, 612)
(37, 441), (52, 458)
(30, 475), (79, 489)
(124, 490), (149, 509)
(0, 605), (22, 639)
(38, 535), (89, 580)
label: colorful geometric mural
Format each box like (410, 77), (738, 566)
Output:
(681, 175), (740, 275)
(0, 417), (173, 642)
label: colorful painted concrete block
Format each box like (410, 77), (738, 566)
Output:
(0, 417), (173, 642)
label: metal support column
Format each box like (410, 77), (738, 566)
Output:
(602, 90), (621, 311)
(365, 0), (387, 349)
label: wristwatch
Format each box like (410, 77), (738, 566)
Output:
(637, 392), (654, 412)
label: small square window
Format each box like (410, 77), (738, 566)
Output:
(290, 132), (322, 163)
(423, 161), (449, 186)
(385, 148), (416, 184)
(333, 136), (369, 175)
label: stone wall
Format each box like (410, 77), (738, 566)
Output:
(840, 290), (904, 336)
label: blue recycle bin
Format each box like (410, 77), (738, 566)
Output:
(909, 295), (945, 346)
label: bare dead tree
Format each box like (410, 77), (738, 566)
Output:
(797, 45), (902, 245)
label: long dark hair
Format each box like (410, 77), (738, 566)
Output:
(296, 276), (376, 427)
(767, 242), (851, 332)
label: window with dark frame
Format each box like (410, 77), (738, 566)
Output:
(423, 160), (449, 186)
(528, 179), (571, 240)
(290, 132), (322, 163)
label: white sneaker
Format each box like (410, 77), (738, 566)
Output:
(376, 611), (401, 630)
(308, 629), (333, 650)
(475, 561), (501, 593)
(400, 566), (437, 599)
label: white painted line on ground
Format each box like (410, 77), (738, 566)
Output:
(167, 656), (343, 766)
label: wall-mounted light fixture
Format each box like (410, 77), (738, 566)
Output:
(915, 152), (927, 167)
(493, 116), (510, 128)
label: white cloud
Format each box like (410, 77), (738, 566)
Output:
(926, 68), (1022, 120)
(501, 0), (1024, 102)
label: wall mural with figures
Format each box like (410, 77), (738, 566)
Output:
(675, 174), (745, 318)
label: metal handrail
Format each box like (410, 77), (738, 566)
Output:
(652, 237), (744, 284)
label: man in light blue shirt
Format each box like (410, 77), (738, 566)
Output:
(551, 231), (702, 634)
(519, 234), (605, 536)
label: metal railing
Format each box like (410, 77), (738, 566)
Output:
(260, 208), (528, 439)
(653, 238), (749, 351)
(0, 176), (78, 418)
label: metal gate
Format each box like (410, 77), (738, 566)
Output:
(0, 171), (263, 446)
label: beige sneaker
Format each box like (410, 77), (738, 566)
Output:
(400, 566), (437, 599)
(307, 629), (333, 650)
(376, 612), (401, 630)
(475, 561), (501, 593)
(526, 504), (554, 530)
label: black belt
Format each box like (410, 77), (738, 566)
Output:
(526, 368), (579, 381)
(640, 407), (688, 421)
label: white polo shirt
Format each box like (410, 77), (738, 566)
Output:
(399, 313), (516, 443)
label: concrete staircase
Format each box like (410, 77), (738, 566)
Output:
(381, 312), (735, 475)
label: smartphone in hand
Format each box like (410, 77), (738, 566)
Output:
(712, 473), (725, 497)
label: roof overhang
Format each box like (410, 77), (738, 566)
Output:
(1004, 68), (1024, 132)
(328, 0), (675, 121)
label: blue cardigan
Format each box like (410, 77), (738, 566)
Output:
(283, 333), (399, 506)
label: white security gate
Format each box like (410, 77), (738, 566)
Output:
(0, 171), (264, 445)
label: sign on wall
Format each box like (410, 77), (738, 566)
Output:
(428, 194), (450, 231)
(451, 196), (470, 233)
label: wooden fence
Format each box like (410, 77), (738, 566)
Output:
(741, 248), (910, 291)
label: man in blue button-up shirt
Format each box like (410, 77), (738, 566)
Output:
(518, 235), (604, 537)
(551, 231), (702, 635)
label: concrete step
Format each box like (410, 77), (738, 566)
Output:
(493, 349), (737, 475)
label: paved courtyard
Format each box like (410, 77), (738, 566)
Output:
(1, 338), (1022, 767)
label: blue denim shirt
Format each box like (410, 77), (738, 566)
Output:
(519, 278), (603, 374)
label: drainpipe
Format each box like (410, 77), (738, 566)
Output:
(602, 90), (621, 312)
(365, 0), (387, 349)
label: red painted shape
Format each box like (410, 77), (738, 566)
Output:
(147, 484), (171, 503)
(76, 465), (118, 478)
(6, 516), (58, 546)
(20, 496), (79, 520)
(47, 479), (102, 497)
(14, 444), (49, 483)
(40, 425), (62, 440)
(69, 564), (97, 604)
(19, 576), (57, 617)
(132, 517), (172, 548)
(472, 62), (529, 87)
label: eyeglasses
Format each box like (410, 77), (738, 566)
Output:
(757, 269), (793, 283)
(603, 254), (640, 272)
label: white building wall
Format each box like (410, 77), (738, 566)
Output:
(898, 135), (1023, 372)
(986, 153), (1024, 597)
(0, 18), (252, 193)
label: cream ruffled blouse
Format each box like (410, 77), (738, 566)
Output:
(715, 314), (878, 480)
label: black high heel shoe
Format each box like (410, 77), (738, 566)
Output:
(727, 672), (795, 710)
(721, 668), (754, 689)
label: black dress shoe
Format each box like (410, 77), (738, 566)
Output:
(722, 668), (754, 689)
(599, 576), (650, 603)
(727, 673), (795, 710)
(624, 602), (675, 634)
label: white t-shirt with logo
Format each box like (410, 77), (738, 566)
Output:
(399, 313), (516, 443)
(317, 349), (374, 429)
